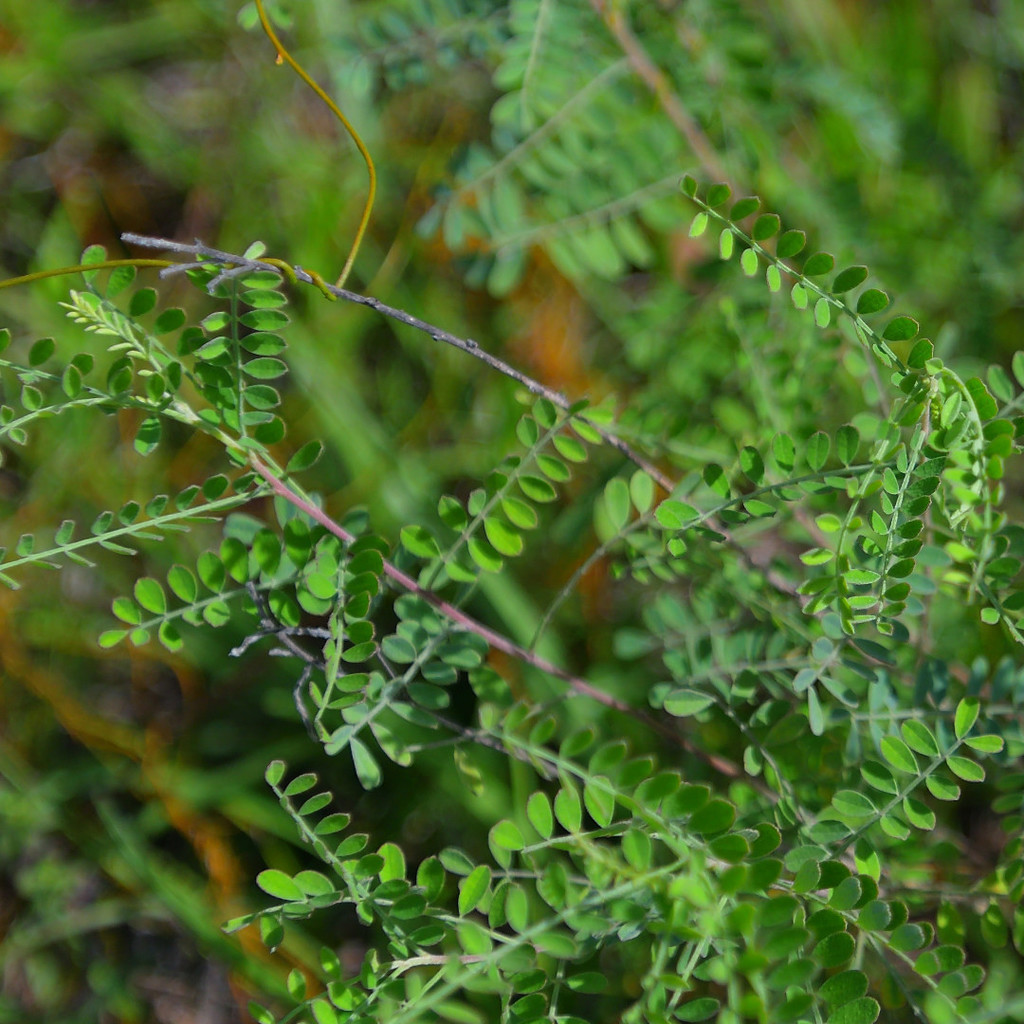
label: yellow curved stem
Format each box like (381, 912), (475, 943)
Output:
(254, 0), (376, 289)
(260, 257), (299, 285)
(0, 259), (174, 292)
(304, 268), (339, 300)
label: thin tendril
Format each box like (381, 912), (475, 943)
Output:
(0, 259), (174, 292)
(254, 0), (376, 289)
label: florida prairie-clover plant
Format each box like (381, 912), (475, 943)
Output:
(2, 176), (1023, 1024)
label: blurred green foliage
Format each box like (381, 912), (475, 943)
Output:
(0, 0), (1022, 1020)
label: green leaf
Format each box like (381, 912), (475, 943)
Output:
(282, 772), (317, 797)
(729, 197), (760, 219)
(103, 265), (136, 297)
(98, 630), (128, 648)
(603, 476), (631, 531)
(584, 778), (615, 826)
(752, 213), (780, 240)
(902, 796), (935, 830)
(831, 265), (869, 293)
(129, 288), (157, 316)
(890, 923), (927, 952)
(739, 446), (764, 483)
(167, 565), (198, 603)
(257, 869), (304, 901)
(483, 516), (523, 557)
(54, 519), (75, 545)
(828, 996), (880, 1024)
(566, 972), (607, 994)
(925, 775), (960, 801)
(629, 471), (654, 514)
(954, 697), (980, 739)
(20, 384), (42, 412)
(803, 251), (835, 276)
(286, 440), (324, 473)
(61, 364), (83, 397)
(240, 308), (289, 330)
(29, 337), (56, 365)
(134, 577), (166, 615)
(703, 463), (730, 497)
(814, 297), (832, 328)
(519, 474), (557, 503)
(776, 229), (806, 258)
(706, 183), (731, 206)
(134, 415), (162, 456)
(964, 734), (1003, 753)
(401, 525), (440, 558)
(688, 212), (709, 238)
(908, 338), (933, 367)
(554, 784), (582, 832)
(552, 432), (587, 462)
(655, 499), (698, 530)
(241, 331), (286, 355)
(112, 596), (142, 625)
(830, 791), (877, 823)
(881, 736), (918, 774)
(901, 720), (939, 756)
(490, 819), (525, 851)
(243, 288), (287, 309)
(527, 792), (553, 839)
(458, 864), (491, 915)
(618, 827), (651, 868)
(806, 431), (830, 471)
(243, 357), (288, 380)
(773, 432), (796, 471)
(80, 244), (107, 278)
(916, 945), (965, 976)
(664, 688), (714, 717)
(981, 903), (1007, 947)
(153, 307), (186, 334)
(820, 969), (869, 1008)
(966, 377), (998, 419)
(835, 425), (860, 465)
(882, 315), (919, 341)
(689, 798), (735, 835)
(467, 537), (502, 573)
(813, 930), (855, 968)
(947, 755), (984, 782)
(883, 803), (917, 841)
(987, 364), (1014, 402)
(676, 997), (720, 1022)
(857, 901), (891, 931)
(350, 737), (382, 789)
(856, 290), (888, 313)
(860, 761), (897, 795)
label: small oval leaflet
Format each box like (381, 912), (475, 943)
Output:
(802, 251), (835, 276)
(882, 315), (919, 342)
(831, 265), (869, 294)
(776, 229), (806, 258)
(705, 182), (732, 206)
(664, 688), (714, 717)
(256, 869), (304, 902)
(752, 213), (780, 240)
(729, 196), (760, 219)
